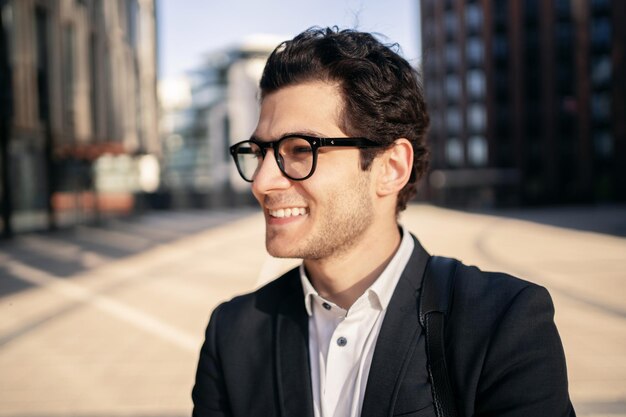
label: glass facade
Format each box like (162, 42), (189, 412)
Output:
(0, 0), (159, 235)
(421, 0), (625, 205)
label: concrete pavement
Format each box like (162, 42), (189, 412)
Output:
(0, 205), (624, 416)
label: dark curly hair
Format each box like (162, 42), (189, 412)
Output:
(259, 27), (430, 213)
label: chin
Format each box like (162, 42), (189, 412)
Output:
(266, 238), (297, 259)
(265, 226), (306, 258)
(266, 246), (299, 259)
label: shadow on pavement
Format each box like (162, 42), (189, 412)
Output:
(475, 204), (626, 238)
(0, 208), (257, 299)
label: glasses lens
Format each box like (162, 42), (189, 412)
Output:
(279, 137), (314, 180)
(235, 141), (262, 181)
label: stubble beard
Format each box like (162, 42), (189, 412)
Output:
(265, 175), (374, 260)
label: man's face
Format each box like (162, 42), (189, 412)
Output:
(251, 81), (375, 260)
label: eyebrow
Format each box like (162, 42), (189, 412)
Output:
(250, 129), (329, 142)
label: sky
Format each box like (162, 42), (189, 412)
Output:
(157, 0), (422, 80)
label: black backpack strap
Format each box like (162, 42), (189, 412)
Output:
(419, 256), (459, 417)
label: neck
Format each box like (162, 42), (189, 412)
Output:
(304, 222), (402, 310)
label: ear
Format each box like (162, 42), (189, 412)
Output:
(375, 139), (414, 197)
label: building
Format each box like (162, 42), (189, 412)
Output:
(420, 0), (625, 207)
(159, 35), (281, 208)
(0, 0), (159, 236)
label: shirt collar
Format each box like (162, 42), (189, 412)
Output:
(300, 264), (318, 316)
(300, 225), (415, 316)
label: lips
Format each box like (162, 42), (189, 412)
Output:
(268, 207), (308, 218)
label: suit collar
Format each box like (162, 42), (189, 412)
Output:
(361, 235), (431, 417)
(274, 268), (315, 417)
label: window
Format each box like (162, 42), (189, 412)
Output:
(555, 22), (573, 47)
(591, 18), (611, 49)
(591, 0), (610, 13)
(63, 24), (75, 132)
(35, 7), (49, 122)
(468, 136), (488, 166)
(467, 104), (486, 132)
(446, 107), (462, 134)
(466, 3), (482, 33)
(467, 69), (486, 99)
(593, 131), (613, 158)
(525, 0), (539, 21)
(555, 0), (570, 16)
(127, 0), (138, 47)
(466, 37), (484, 66)
(494, 2), (507, 27)
(89, 34), (98, 135)
(445, 44), (460, 68)
(493, 36), (508, 60)
(591, 56), (611, 87)
(446, 138), (464, 166)
(445, 74), (461, 101)
(445, 11), (458, 38)
(592, 93), (611, 122)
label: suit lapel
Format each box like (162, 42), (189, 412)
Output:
(275, 272), (314, 417)
(361, 236), (430, 417)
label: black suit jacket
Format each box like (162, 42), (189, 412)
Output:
(192, 236), (575, 417)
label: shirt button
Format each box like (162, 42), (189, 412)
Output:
(322, 302), (331, 310)
(337, 337), (347, 347)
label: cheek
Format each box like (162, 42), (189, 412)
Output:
(298, 152), (370, 205)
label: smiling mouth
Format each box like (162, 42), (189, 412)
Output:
(268, 207), (308, 218)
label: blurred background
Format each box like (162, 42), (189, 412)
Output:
(0, 0), (625, 416)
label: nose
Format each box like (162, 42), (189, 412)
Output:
(251, 151), (291, 198)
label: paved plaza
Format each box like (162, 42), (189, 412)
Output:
(0, 204), (624, 416)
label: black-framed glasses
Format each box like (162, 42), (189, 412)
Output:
(229, 135), (385, 182)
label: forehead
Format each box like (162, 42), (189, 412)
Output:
(254, 81), (346, 140)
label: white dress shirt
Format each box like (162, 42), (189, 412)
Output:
(299, 227), (415, 417)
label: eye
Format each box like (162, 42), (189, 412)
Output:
(280, 137), (313, 158)
(292, 146), (313, 154)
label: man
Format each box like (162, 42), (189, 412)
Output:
(192, 27), (575, 417)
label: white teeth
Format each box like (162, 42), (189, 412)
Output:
(269, 207), (308, 218)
